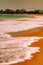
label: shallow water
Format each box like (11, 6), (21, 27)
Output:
(0, 16), (43, 65)
(0, 33), (43, 65)
(0, 16), (43, 33)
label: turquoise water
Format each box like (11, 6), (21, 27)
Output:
(0, 14), (34, 18)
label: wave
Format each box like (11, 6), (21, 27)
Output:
(0, 16), (43, 33)
(0, 16), (43, 65)
(0, 33), (43, 65)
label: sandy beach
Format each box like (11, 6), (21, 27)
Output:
(0, 15), (43, 65)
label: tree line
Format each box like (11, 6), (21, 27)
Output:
(0, 9), (43, 14)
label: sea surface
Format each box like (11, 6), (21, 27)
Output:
(0, 16), (43, 65)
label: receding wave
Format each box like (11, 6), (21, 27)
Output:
(0, 16), (43, 65)
(0, 34), (43, 65)
(0, 16), (43, 33)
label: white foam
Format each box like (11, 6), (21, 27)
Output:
(0, 34), (43, 65)
(0, 34), (43, 48)
(0, 16), (43, 33)
(0, 16), (43, 65)
(0, 47), (40, 65)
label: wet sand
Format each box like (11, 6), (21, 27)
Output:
(11, 39), (43, 65)
(10, 29), (43, 65)
(0, 15), (43, 65)
(10, 15), (43, 65)
(7, 27), (43, 37)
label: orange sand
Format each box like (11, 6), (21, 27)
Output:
(9, 14), (43, 65)
(11, 38), (43, 65)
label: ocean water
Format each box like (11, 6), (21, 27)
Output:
(0, 16), (43, 33)
(0, 16), (43, 65)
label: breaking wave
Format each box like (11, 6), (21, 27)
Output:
(0, 33), (43, 65)
(0, 16), (43, 65)
(0, 16), (43, 33)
